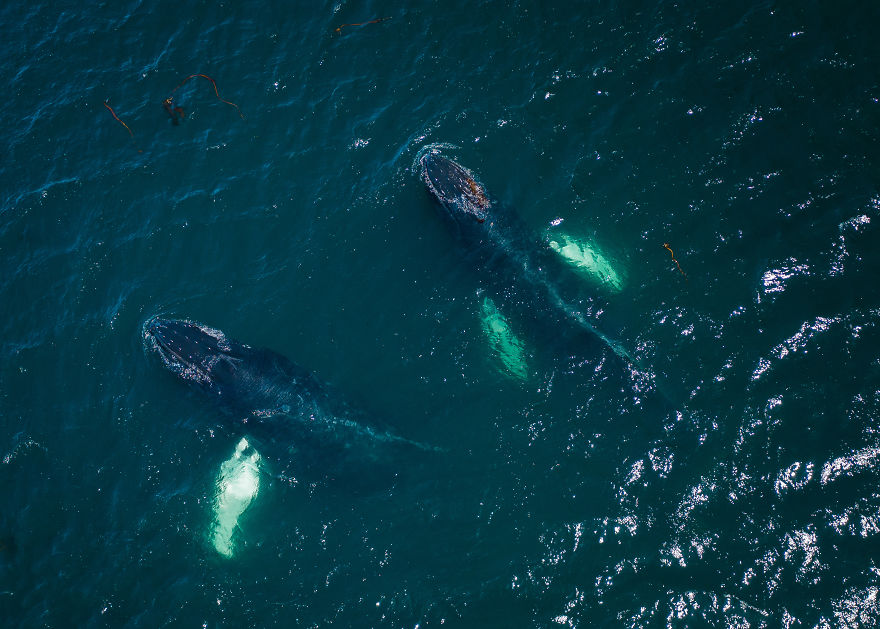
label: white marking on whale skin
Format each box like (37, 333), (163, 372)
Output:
(211, 437), (262, 558)
(186, 321), (233, 353)
(143, 318), (237, 388)
(148, 332), (214, 387)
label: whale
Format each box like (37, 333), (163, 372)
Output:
(144, 317), (431, 465)
(419, 150), (633, 365)
(145, 317), (432, 557)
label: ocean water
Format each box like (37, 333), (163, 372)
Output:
(2, 0), (880, 626)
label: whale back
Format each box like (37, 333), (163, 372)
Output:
(144, 318), (434, 474)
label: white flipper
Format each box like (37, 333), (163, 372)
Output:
(211, 437), (262, 558)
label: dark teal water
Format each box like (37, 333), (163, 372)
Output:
(3, 1), (880, 626)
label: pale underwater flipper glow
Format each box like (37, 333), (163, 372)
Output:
(480, 296), (529, 380)
(211, 437), (262, 558)
(548, 232), (625, 292)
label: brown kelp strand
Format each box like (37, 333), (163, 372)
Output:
(103, 101), (143, 152)
(663, 243), (687, 280)
(166, 73), (245, 120)
(103, 101), (134, 138)
(335, 17), (391, 33)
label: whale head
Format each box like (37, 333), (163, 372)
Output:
(420, 152), (491, 225)
(144, 317), (303, 417)
(145, 318), (237, 389)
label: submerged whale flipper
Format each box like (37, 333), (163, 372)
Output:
(210, 437), (262, 558)
(479, 295), (530, 380)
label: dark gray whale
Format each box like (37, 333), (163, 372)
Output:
(144, 318), (430, 464)
(419, 150), (634, 365)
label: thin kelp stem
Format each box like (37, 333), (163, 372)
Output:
(663, 243), (688, 280)
(103, 101), (134, 137)
(335, 17), (391, 33)
(103, 101), (143, 152)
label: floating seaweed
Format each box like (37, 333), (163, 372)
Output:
(103, 101), (134, 137)
(335, 17), (391, 33)
(165, 73), (244, 121)
(663, 243), (688, 280)
(103, 73), (242, 148)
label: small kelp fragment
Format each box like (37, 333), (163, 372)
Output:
(211, 437), (262, 558)
(480, 297), (528, 380)
(103, 101), (143, 152)
(548, 232), (624, 292)
(663, 243), (688, 280)
(103, 101), (134, 138)
(335, 16), (391, 33)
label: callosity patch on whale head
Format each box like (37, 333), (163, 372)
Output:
(144, 317), (232, 385)
(420, 151), (490, 223)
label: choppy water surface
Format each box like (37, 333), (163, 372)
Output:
(2, 0), (880, 626)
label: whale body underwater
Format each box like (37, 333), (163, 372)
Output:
(419, 150), (633, 364)
(144, 318), (426, 462)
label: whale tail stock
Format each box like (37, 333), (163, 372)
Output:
(552, 302), (680, 412)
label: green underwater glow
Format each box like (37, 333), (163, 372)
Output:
(548, 232), (625, 292)
(480, 296), (528, 380)
(211, 437), (262, 558)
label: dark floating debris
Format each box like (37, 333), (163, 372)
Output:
(663, 243), (688, 280)
(335, 16), (391, 33)
(162, 96), (186, 125)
